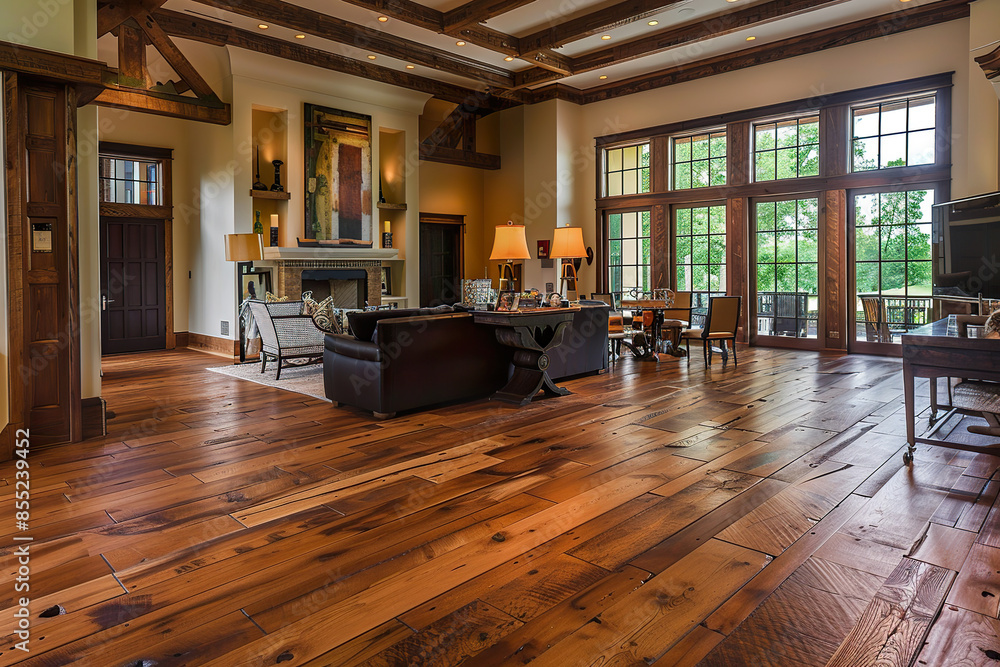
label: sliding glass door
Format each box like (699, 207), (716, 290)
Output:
(751, 196), (821, 348)
(850, 186), (934, 352)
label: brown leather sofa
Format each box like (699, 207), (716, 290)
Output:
(324, 304), (609, 418)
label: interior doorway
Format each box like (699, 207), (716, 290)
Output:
(98, 143), (174, 355)
(419, 213), (465, 306)
(100, 218), (167, 354)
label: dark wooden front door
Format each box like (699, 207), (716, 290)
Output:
(100, 218), (167, 354)
(420, 219), (464, 307)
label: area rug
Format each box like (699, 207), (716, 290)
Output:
(207, 361), (330, 402)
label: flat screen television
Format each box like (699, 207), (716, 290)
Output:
(932, 192), (1000, 299)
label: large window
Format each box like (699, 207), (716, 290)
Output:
(675, 205), (726, 309)
(852, 94), (935, 171)
(99, 156), (161, 205)
(754, 198), (820, 339)
(853, 188), (934, 343)
(754, 116), (819, 181)
(607, 210), (652, 296)
(672, 131), (726, 189)
(604, 143), (650, 196)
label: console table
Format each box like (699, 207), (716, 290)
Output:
(473, 308), (579, 406)
(902, 318), (1000, 464)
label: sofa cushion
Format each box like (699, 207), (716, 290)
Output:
(301, 291), (341, 334)
(348, 304), (454, 341)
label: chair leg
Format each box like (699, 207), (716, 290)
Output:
(260, 354), (267, 374)
(275, 354), (282, 380)
(685, 338), (690, 363)
(732, 338), (738, 366)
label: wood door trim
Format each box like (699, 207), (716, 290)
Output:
(99, 143), (175, 350)
(66, 85), (82, 442)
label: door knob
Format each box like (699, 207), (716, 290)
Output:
(102, 295), (115, 310)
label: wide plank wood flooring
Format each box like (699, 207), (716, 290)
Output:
(3, 345), (1000, 665)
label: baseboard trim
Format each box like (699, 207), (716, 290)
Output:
(82, 397), (106, 439)
(186, 332), (238, 358)
(175, 331), (190, 348)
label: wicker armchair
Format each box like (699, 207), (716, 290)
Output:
(246, 300), (325, 380)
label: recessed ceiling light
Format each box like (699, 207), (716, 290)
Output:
(601, 35), (611, 40)
(504, 56), (514, 61)
(405, 64), (414, 69)
(368, 54), (377, 60)
(377, 15), (389, 22)
(746, 36), (756, 41)
(456, 40), (466, 46)
(648, 20), (658, 26)
(599, 75), (607, 80)
(294, 34), (305, 39)
(258, 23), (268, 29)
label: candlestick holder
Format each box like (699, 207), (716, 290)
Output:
(252, 146), (268, 191)
(270, 159), (284, 192)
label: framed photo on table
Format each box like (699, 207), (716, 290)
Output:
(495, 290), (520, 312)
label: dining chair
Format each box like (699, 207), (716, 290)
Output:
(660, 290), (693, 326)
(681, 295), (741, 366)
(591, 292), (613, 306)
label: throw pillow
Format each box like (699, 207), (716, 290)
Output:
(301, 291), (341, 334)
(265, 291), (289, 303)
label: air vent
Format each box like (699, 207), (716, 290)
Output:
(221, 320), (230, 336)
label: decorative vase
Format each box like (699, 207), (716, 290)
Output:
(270, 159), (284, 192)
(253, 210), (264, 235)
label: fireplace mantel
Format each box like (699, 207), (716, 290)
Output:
(262, 247), (399, 261)
(259, 246), (395, 305)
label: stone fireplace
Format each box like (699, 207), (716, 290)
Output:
(271, 259), (382, 307)
(262, 246), (398, 308)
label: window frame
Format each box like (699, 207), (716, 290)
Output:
(604, 208), (653, 298)
(601, 141), (651, 198)
(670, 128), (727, 191)
(672, 202), (728, 309)
(752, 114), (821, 183)
(850, 92), (938, 173)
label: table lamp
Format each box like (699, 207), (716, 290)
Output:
(225, 233), (263, 268)
(551, 225), (587, 299)
(490, 221), (530, 291)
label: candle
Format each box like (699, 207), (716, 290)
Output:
(384, 220), (390, 234)
(270, 214), (279, 228)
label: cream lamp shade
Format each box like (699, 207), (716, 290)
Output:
(550, 226), (587, 258)
(489, 222), (531, 260)
(224, 233), (263, 262)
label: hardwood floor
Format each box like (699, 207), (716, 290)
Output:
(3, 345), (1000, 665)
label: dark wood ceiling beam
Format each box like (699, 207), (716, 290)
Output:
(190, 0), (514, 88)
(332, 0), (521, 56)
(97, 0), (169, 36)
(519, 0), (690, 54)
(565, 0), (971, 105)
(117, 19), (147, 88)
(527, 48), (573, 76)
(137, 12), (218, 99)
(337, 0), (443, 32)
(154, 10), (522, 110)
(419, 143), (500, 169)
(94, 86), (231, 124)
(442, 0), (537, 32)
(514, 0), (850, 88)
(0, 40), (106, 86)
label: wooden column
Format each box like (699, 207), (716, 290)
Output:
(823, 189), (848, 351)
(4, 74), (82, 449)
(651, 204), (669, 289)
(727, 197), (749, 343)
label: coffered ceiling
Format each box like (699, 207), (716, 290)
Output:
(98, 0), (971, 108)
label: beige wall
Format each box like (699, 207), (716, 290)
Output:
(548, 18), (999, 296)
(419, 161), (486, 286)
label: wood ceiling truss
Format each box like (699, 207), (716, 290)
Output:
(420, 105), (500, 169)
(94, 0), (231, 124)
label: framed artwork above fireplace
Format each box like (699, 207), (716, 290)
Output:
(304, 104), (373, 245)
